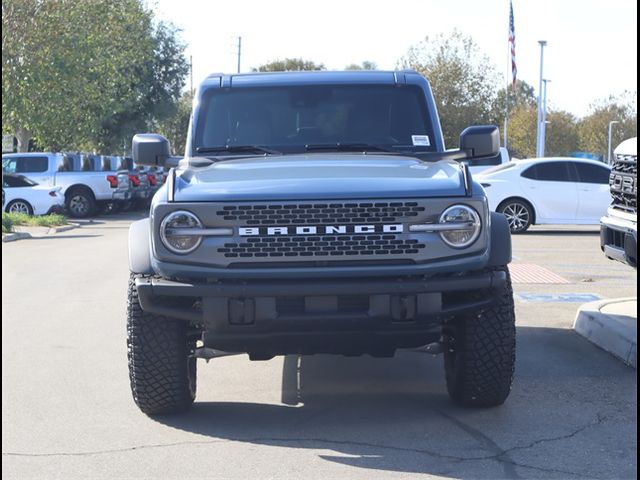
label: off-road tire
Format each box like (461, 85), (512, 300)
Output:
(444, 267), (516, 407)
(127, 274), (197, 415)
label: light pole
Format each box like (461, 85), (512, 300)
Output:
(536, 40), (547, 158)
(541, 79), (551, 156)
(607, 121), (620, 164)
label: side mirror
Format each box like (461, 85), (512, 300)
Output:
(132, 134), (171, 167)
(460, 126), (500, 158)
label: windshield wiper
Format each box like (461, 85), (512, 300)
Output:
(305, 143), (396, 153)
(196, 145), (281, 155)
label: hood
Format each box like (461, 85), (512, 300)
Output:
(614, 137), (637, 156)
(173, 154), (467, 202)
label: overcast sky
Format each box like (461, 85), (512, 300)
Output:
(151, 0), (637, 118)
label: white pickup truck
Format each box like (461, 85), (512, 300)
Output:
(2, 152), (131, 218)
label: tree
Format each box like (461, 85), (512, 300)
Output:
(545, 110), (579, 157)
(490, 80), (537, 130)
(505, 105), (580, 158)
(252, 58), (326, 72)
(2, 0), (188, 153)
(506, 105), (537, 158)
(157, 91), (193, 156)
(398, 30), (499, 148)
(344, 61), (378, 71)
(578, 93), (637, 159)
(96, 22), (189, 153)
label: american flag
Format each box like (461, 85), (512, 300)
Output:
(509, 0), (517, 89)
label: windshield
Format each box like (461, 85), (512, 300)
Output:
(194, 84), (435, 155)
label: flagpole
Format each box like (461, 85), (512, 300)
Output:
(504, 0), (512, 150)
(504, 34), (510, 150)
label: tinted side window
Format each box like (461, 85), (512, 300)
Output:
(521, 165), (538, 180)
(521, 162), (571, 182)
(3, 175), (34, 187)
(574, 162), (610, 184)
(3, 158), (17, 173)
(15, 156), (48, 173)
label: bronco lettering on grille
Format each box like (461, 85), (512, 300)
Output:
(239, 224), (404, 236)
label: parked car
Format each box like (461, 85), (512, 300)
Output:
(477, 157), (612, 233)
(601, 137), (637, 268)
(2, 152), (131, 218)
(2, 173), (64, 215)
(85, 154), (133, 214)
(120, 157), (153, 208)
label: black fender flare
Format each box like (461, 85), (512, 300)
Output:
(129, 218), (153, 274)
(487, 212), (513, 267)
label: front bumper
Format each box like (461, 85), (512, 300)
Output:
(601, 209), (637, 268)
(135, 269), (507, 355)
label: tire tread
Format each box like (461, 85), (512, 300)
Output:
(127, 273), (196, 415)
(445, 267), (516, 407)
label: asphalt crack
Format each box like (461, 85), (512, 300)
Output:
(2, 414), (606, 479)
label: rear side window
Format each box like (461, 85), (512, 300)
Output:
(573, 162), (610, 184)
(5, 156), (49, 173)
(3, 175), (36, 187)
(521, 162), (572, 182)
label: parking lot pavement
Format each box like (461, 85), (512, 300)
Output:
(2, 218), (637, 480)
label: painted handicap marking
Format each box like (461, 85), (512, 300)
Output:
(510, 264), (570, 284)
(517, 293), (603, 303)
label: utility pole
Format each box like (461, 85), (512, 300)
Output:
(536, 40), (547, 158)
(608, 120), (620, 164)
(237, 36), (242, 73)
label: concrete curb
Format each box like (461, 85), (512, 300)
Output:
(2, 222), (80, 242)
(2, 232), (32, 242)
(47, 222), (80, 234)
(573, 298), (637, 368)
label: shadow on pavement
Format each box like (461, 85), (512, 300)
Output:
(522, 230), (600, 236)
(26, 234), (102, 240)
(155, 326), (636, 478)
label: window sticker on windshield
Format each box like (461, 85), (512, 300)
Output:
(412, 135), (430, 146)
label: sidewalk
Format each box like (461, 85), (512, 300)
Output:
(574, 298), (637, 368)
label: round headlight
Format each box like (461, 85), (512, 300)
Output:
(438, 205), (482, 248)
(160, 210), (203, 254)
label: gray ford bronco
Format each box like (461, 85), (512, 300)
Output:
(127, 70), (515, 415)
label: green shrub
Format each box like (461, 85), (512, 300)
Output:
(2, 214), (14, 233)
(2, 212), (67, 230)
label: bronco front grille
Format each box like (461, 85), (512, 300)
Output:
(216, 202), (425, 225)
(218, 235), (426, 258)
(610, 154), (637, 212)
